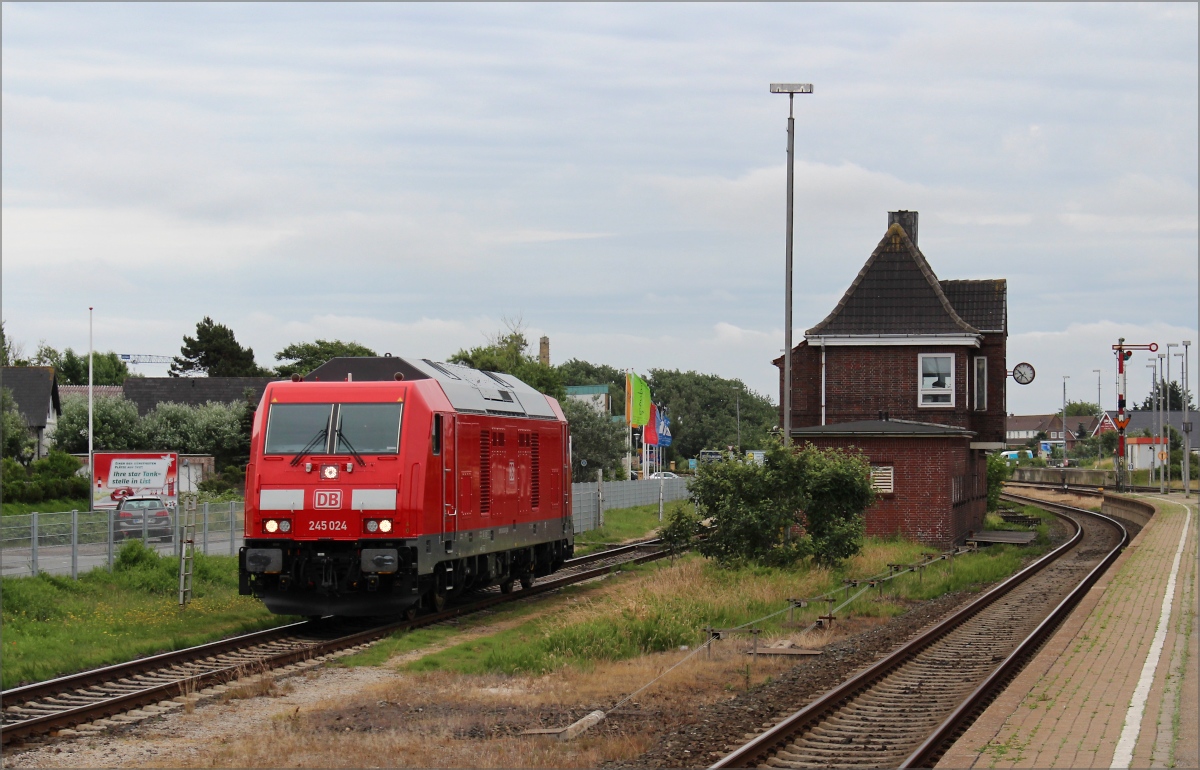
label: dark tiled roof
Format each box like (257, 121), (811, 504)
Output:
(307, 357), (432, 383)
(806, 224), (978, 337)
(941, 280), (1007, 333)
(791, 418), (974, 437)
(1107, 410), (1194, 436)
(1007, 414), (1055, 433)
(1, 367), (61, 428)
(122, 377), (278, 416)
(59, 385), (125, 399)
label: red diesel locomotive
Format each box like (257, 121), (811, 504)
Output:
(239, 357), (574, 617)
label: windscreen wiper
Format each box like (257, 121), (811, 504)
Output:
(290, 428), (328, 466)
(335, 429), (367, 467)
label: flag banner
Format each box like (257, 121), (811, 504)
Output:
(657, 408), (672, 447)
(628, 372), (651, 426)
(644, 403), (659, 445)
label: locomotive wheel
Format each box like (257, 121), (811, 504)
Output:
(519, 572), (534, 590)
(499, 579), (514, 594)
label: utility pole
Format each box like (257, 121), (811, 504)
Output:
(1159, 352), (1167, 493)
(1062, 376), (1070, 465)
(88, 307), (94, 512)
(1093, 369), (1102, 468)
(770, 83), (813, 447)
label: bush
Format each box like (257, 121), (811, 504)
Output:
(660, 501), (700, 553)
(690, 441), (874, 568)
(986, 452), (1010, 511)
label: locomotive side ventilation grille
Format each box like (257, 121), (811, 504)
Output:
(479, 430), (491, 514)
(530, 432), (541, 510)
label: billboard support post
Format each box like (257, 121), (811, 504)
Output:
(107, 510), (114, 570)
(230, 502), (237, 556)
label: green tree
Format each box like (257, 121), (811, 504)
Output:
(448, 322), (565, 401)
(170, 317), (267, 377)
(646, 370), (775, 461)
(34, 346), (130, 386)
(1139, 380), (1195, 411)
(690, 441), (873, 567)
(561, 397), (626, 482)
(0, 322), (29, 367)
(557, 358), (626, 415)
(985, 453), (1010, 511)
(52, 394), (144, 453)
(1064, 400), (1100, 417)
(1, 388), (36, 463)
(275, 339), (376, 377)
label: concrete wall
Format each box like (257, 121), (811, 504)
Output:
(1100, 494), (1155, 529)
(1011, 467), (1117, 486)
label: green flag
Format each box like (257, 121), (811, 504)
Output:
(627, 372), (651, 426)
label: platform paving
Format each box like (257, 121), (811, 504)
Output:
(939, 494), (1197, 769)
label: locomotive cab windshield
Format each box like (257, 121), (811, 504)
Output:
(264, 402), (403, 456)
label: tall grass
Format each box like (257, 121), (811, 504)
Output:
(407, 533), (1048, 677)
(1, 540), (293, 687)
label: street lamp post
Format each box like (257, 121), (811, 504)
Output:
(770, 82), (813, 447)
(1093, 368), (1102, 468)
(1061, 375), (1070, 466)
(1183, 341), (1192, 497)
(1166, 344), (1178, 493)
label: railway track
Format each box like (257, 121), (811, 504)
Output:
(0, 537), (668, 747)
(711, 495), (1128, 769)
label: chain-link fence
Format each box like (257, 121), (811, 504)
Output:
(0, 502), (244, 579)
(1, 479), (692, 579)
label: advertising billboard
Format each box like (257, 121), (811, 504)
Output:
(92, 452), (178, 510)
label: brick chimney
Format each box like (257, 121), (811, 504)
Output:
(888, 210), (918, 246)
(539, 336), (550, 367)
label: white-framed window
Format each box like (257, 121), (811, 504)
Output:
(919, 353), (955, 407)
(870, 466), (894, 494)
(974, 356), (987, 411)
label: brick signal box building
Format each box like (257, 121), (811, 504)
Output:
(777, 211), (1007, 546)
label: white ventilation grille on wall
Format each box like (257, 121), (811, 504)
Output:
(870, 466), (894, 494)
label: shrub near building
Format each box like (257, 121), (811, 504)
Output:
(690, 442), (875, 567)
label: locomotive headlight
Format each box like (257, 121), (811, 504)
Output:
(321, 464), (339, 480)
(264, 519), (279, 533)
(279, 519), (292, 533)
(366, 520), (379, 533)
(379, 519), (393, 533)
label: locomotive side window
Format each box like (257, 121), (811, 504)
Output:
(335, 403), (403, 454)
(431, 414), (442, 455)
(264, 404), (334, 454)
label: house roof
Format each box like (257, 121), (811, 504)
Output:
(122, 377), (278, 416)
(59, 385), (125, 399)
(806, 223), (979, 337)
(1006, 414), (1055, 433)
(1, 366), (61, 429)
(940, 280), (1007, 333)
(791, 418), (975, 438)
(1107, 409), (1194, 436)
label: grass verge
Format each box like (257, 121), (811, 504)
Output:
(2, 498), (91, 516)
(574, 502), (694, 555)
(0, 540), (295, 688)
(402, 528), (1052, 677)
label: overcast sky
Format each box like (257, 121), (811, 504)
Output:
(3, 3), (1197, 415)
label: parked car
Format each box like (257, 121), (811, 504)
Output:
(647, 471), (679, 479)
(115, 496), (172, 541)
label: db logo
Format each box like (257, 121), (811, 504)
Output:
(314, 490), (343, 509)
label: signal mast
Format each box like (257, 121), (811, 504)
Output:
(1112, 337), (1158, 490)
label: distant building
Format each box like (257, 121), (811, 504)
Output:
(121, 377), (276, 416)
(1006, 414), (1054, 448)
(2, 366), (62, 459)
(777, 211), (1007, 547)
(565, 384), (610, 416)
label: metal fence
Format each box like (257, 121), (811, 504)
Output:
(571, 477), (691, 534)
(0, 502), (244, 580)
(1, 479), (692, 579)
